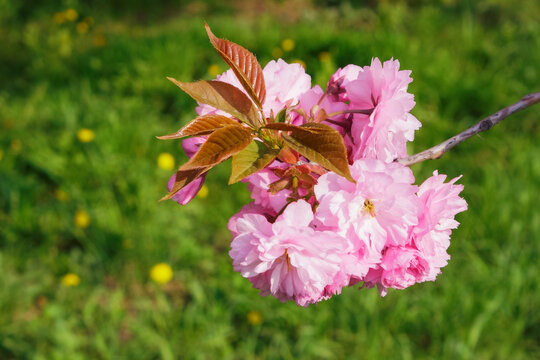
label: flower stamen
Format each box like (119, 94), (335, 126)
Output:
(362, 199), (376, 217)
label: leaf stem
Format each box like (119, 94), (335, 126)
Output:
(327, 108), (374, 117)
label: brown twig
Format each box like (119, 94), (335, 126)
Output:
(395, 91), (540, 166)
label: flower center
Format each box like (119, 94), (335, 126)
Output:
(362, 199), (376, 217)
(277, 249), (292, 272)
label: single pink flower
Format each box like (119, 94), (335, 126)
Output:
(364, 246), (431, 296)
(411, 171), (468, 281)
(262, 59), (312, 117)
(345, 58), (421, 163)
(167, 136), (207, 206)
(167, 173), (206, 205)
(327, 64), (363, 102)
(314, 159), (420, 253)
(229, 200), (352, 306)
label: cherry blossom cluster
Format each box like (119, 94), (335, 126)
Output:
(168, 58), (467, 307)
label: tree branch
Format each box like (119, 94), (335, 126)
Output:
(395, 91), (540, 166)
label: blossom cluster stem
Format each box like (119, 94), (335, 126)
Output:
(396, 91), (540, 166)
(327, 108), (374, 117)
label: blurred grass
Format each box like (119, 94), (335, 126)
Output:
(1, 0), (540, 359)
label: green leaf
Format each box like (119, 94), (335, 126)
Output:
(229, 141), (279, 184)
(282, 122), (354, 182)
(167, 78), (259, 126)
(157, 115), (240, 140)
(275, 108), (288, 123)
(184, 124), (254, 169)
(160, 166), (209, 201)
(205, 23), (266, 110)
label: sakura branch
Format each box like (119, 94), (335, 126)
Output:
(157, 24), (533, 306)
(396, 91), (540, 166)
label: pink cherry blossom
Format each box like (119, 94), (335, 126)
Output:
(167, 136), (207, 206)
(411, 171), (468, 281)
(327, 64), (363, 102)
(314, 159), (420, 253)
(228, 200), (353, 306)
(263, 59), (312, 117)
(167, 173), (206, 205)
(345, 58), (421, 163)
(364, 246), (431, 296)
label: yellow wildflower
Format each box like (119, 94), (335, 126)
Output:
(207, 64), (221, 77)
(157, 152), (175, 171)
(318, 51), (332, 62)
(76, 22), (89, 34)
(55, 189), (69, 202)
(74, 210), (90, 228)
(281, 38), (295, 52)
(77, 128), (95, 143)
(64, 8), (78, 22)
(271, 47), (283, 59)
(61, 273), (81, 286)
(247, 310), (263, 325)
(197, 184), (209, 199)
(150, 263), (173, 284)
(54, 12), (66, 24)
(93, 34), (106, 47)
(10, 139), (22, 152)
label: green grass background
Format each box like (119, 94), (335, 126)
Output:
(1, 0), (540, 358)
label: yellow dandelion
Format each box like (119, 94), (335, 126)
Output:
(150, 263), (173, 284)
(10, 139), (22, 152)
(197, 184), (209, 199)
(93, 34), (106, 47)
(271, 47), (283, 59)
(157, 152), (175, 171)
(74, 210), (90, 229)
(77, 128), (95, 143)
(61, 273), (80, 287)
(64, 8), (78, 22)
(76, 22), (89, 34)
(247, 310), (263, 325)
(318, 51), (332, 62)
(55, 189), (69, 202)
(54, 12), (66, 24)
(281, 38), (295, 52)
(292, 59), (306, 69)
(207, 64), (221, 77)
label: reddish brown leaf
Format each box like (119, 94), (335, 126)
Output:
(157, 115), (240, 140)
(184, 125), (254, 168)
(282, 122), (354, 182)
(159, 166), (210, 201)
(167, 78), (259, 126)
(205, 23), (266, 109)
